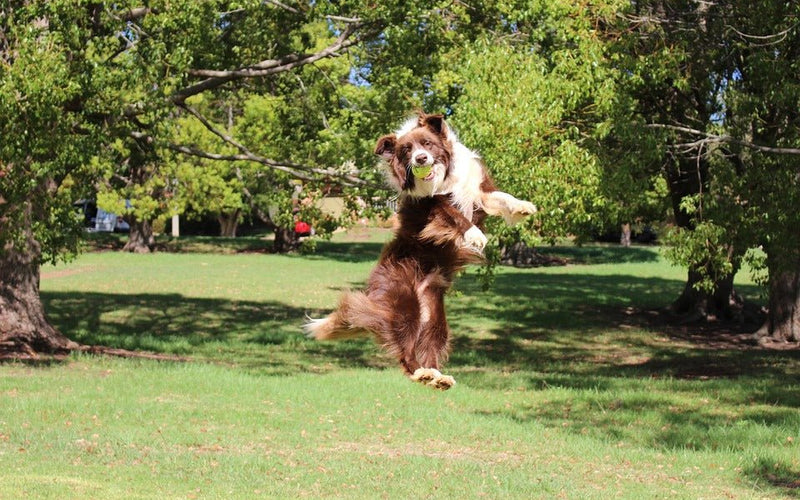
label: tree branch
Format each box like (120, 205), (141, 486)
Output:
(121, 7), (153, 22)
(264, 0), (301, 15)
(646, 123), (800, 155)
(172, 104), (380, 188)
(168, 144), (316, 182)
(172, 22), (365, 103)
(727, 22), (798, 47)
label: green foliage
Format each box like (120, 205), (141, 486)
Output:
(446, 1), (637, 249)
(662, 222), (736, 294)
(0, 4), (99, 262)
(720, 2), (800, 275)
(605, 0), (800, 298)
(1, 0), (486, 259)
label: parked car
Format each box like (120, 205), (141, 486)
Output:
(73, 199), (130, 232)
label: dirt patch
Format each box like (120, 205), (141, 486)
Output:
(40, 268), (91, 280)
(324, 440), (524, 465)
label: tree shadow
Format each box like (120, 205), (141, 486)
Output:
(442, 271), (799, 496)
(40, 291), (388, 375)
(447, 271), (792, 382)
(743, 458), (800, 496)
(296, 240), (386, 263)
(539, 244), (661, 265)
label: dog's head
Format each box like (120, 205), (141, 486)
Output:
(375, 114), (453, 197)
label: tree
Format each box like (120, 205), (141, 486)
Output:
(169, 96), (248, 237)
(721, 0), (800, 341)
(444, 1), (637, 264)
(0, 2), (373, 354)
(0, 1), (491, 356)
(611, 1), (800, 339)
(599, 0), (751, 321)
(1, 4), (108, 354)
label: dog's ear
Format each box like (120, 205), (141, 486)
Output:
(374, 134), (397, 160)
(421, 114), (447, 137)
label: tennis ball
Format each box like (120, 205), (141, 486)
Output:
(411, 165), (432, 179)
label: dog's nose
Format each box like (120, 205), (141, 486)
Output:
(414, 153), (429, 164)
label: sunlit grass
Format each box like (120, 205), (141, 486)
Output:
(1, 230), (797, 498)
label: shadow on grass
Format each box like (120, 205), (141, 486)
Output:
(448, 271), (792, 383)
(41, 291), (388, 375)
(539, 244), (660, 265)
(744, 458), (800, 495)
(443, 271), (799, 496)
(298, 240), (386, 263)
(41, 269), (793, 387)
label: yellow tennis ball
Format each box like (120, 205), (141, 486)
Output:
(411, 165), (432, 179)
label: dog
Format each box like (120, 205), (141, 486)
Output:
(375, 113), (537, 235)
(305, 115), (535, 389)
(304, 194), (482, 389)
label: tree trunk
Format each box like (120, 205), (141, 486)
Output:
(123, 218), (155, 253)
(0, 210), (78, 357)
(671, 268), (743, 321)
(218, 210), (240, 237)
(273, 226), (300, 253)
(620, 223), (631, 247)
(757, 253), (800, 343)
(665, 157), (744, 321)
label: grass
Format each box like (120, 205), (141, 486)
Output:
(1, 229), (799, 499)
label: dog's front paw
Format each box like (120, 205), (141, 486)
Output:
(463, 226), (487, 253)
(514, 200), (537, 216)
(504, 201), (537, 225)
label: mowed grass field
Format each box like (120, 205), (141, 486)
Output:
(2, 228), (799, 499)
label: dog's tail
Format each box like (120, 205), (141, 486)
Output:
(304, 291), (390, 341)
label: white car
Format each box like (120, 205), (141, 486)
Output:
(74, 200), (130, 232)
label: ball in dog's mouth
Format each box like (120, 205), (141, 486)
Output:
(411, 165), (433, 180)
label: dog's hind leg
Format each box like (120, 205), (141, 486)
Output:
(408, 282), (456, 390)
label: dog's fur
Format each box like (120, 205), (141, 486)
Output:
(304, 194), (480, 389)
(376, 113), (537, 232)
(305, 114), (536, 389)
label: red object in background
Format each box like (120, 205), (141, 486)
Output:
(294, 221), (311, 236)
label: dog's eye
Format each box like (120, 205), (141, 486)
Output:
(422, 140), (432, 147)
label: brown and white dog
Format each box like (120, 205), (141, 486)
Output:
(304, 194), (480, 389)
(376, 113), (537, 236)
(305, 114), (536, 389)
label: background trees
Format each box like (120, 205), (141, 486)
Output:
(2, 0), (799, 356)
(447, 1), (629, 246)
(0, 0), (463, 354)
(606, 0), (800, 340)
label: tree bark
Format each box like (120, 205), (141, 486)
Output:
(273, 226), (300, 253)
(620, 223), (631, 247)
(757, 253), (800, 343)
(123, 218), (155, 253)
(217, 210), (240, 238)
(0, 207), (78, 357)
(672, 268), (743, 321)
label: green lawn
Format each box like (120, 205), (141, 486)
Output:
(1, 230), (798, 499)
